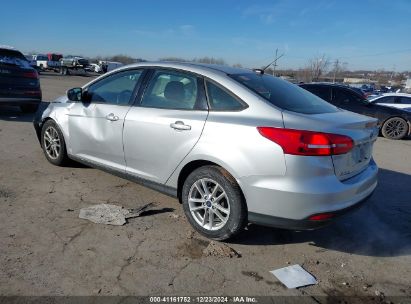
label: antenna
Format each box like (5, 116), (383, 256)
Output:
(261, 48), (284, 75)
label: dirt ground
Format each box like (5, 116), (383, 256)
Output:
(0, 72), (410, 301)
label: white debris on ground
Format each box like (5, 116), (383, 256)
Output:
(270, 264), (318, 289)
(79, 203), (154, 226)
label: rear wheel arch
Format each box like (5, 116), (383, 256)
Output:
(177, 160), (246, 207)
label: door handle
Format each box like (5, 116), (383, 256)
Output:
(106, 113), (119, 121)
(170, 121), (191, 131)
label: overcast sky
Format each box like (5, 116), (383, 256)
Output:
(2, 0), (411, 71)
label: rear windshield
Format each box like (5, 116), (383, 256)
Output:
(0, 49), (30, 68)
(230, 73), (338, 114)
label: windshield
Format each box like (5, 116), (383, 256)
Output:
(230, 73), (338, 114)
(0, 49), (31, 68)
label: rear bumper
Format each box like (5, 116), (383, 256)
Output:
(240, 158), (378, 229)
(0, 97), (41, 106)
(248, 191), (373, 230)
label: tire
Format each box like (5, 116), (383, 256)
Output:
(20, 104), (39, 113)
(381, 117), (409, 140)
(40, 120), (69, 166)
(182, 165), (247, 241)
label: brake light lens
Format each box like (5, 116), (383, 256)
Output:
(257, 127), (353, 156)
(23, 70), (39, 79)
(308, 213), (335, 221)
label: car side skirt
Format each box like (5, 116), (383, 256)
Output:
(69, 155), (178, 198)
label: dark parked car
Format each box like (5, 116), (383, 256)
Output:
(0, 47), (41, 113)
(300, 83), (411, 140)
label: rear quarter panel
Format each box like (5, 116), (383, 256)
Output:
(165, 109), (286, 188)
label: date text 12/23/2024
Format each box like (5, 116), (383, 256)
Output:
(149, 297), (258, 303)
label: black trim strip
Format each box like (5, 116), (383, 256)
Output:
(248, 191), (373, 230)
(69, 155), (178, 198)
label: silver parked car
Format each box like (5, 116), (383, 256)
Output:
(34, 62), (379, 240)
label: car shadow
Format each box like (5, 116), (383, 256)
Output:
(0, 106), (35, 122)
(139, 207), (175, 217)
(231, 168), (411, 257)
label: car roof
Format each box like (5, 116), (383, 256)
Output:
(380, 93), (411, 97)
(119, 61), (252, 77)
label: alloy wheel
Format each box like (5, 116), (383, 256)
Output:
(385, 119), (407, 138)
(43, 126), (61, 159)
(188, 178), (231, 231)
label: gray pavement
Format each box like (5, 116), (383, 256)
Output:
(0, 73), (410, 300)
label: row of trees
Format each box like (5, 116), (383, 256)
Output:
(87, 53), (408, 85)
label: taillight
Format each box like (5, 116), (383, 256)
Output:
(257, 127), (353, 156)
(308, 213), (335, 221)
(23, 70), (39, 79)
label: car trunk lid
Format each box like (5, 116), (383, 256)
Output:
(282, 109), (379, 180)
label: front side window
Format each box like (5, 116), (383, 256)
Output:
(86, 69), (143, 105)
(230, 73), (337, 114)
(206, 81), (245, 111)
(141, 70), (199, 110)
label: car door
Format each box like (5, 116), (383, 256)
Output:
(123, 68), (208, 184)
(67, 69), (145, 171)
(397, 97), (411, 111)
(374, 96), (397, 108)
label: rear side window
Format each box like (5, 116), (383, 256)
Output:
(334, 89), (365, 104)
(0, 49), (30, 68)
(205, 81), (245, 111)
(303, 86), (332, 102)
(376, 96), (396, 104)
(230, 73), (337, 114)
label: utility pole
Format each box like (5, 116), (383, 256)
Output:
(333, 59), (340, 83)
(265, 48), (284, 76)
(272, 49), (278, 76)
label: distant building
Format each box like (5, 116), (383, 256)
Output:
(343, 77), (375, 84)
(406, 78), (411, 89)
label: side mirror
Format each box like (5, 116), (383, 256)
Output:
(67, 87), (82, 102)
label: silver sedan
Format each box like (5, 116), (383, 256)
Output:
(33, 62), (379, 240)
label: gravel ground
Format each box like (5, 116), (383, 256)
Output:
(0, 73), (410, 301)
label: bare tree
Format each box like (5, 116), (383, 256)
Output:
(108, 55), (136, 64)
(193, 57), (226, 65)
(308, 54), (330, 81)
(331, 59), (348, 83)
(295, 68), (313, 83)
(159, 57), (188, 62)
